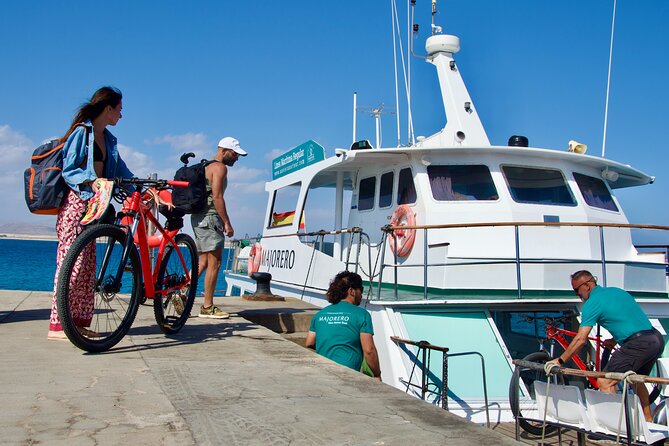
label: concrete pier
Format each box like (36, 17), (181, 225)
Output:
(0, 290), (519, 445)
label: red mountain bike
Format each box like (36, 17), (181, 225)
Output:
(56, 178), (198, 353)
(509, 312), (613, 435)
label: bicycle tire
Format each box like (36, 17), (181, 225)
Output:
(153, 233), (198, 334)
(56, 224), (141, 352)
(509, 351), (567, 436)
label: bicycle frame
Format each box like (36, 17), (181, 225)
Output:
(101, 187), (193, 300)
(545, 323), (606, 389)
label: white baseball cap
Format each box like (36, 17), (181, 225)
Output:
(217, 137), (247, 156)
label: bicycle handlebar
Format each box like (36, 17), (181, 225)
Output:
(114, 178), (189, 189)
(168, 180), (189, 188)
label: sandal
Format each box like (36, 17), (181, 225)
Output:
(47, 330), (68, 341)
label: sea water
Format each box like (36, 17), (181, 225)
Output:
(0, 238), (231, 295)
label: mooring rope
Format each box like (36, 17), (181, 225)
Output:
(540, 362), (561, 444)
(615, 370), (638, 444)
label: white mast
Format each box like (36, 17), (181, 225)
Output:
(420, 34), (490, 147)
(601, 0), (617, 158)
(352, 91), (357, 144)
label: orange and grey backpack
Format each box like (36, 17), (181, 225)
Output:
(24, 125), (88, 215)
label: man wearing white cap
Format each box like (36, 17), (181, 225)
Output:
(192, 137), (247, 318)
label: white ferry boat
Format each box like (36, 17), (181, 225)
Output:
(224, 6), (669, 425)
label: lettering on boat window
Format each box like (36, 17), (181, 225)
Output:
(573, 173), (619, 212)
(358, 176), (376, 211)
(397, 168), (417, 205)
(502, 166), (576, 206)
(379, 171), (394, 208)
(427, 165), (498, 201)
(269, 182), (302, 228)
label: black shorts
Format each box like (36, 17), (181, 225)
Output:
(604, 329), (664, 376)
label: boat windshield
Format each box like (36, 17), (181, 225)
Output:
(573, 173), (619, 212)
(427, 165), (498, 201)
(502, 166), (576, 206)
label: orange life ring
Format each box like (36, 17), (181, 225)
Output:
(248, 242), (263, 276)
(389, 205), (416, 257)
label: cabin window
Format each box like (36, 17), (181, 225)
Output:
(269, 182), (302, 228)
(573, 173), (619, 212)
(358, 176), (376, 211)
(397, 168), (417, 205)
(427, 165), (498, 201)
(502, 166), (576, 206)
(379, 172), (394, 208)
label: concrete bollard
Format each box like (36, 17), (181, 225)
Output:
(244, 272), (285, 301)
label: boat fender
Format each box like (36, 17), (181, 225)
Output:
(388, 205), (416, 257)
(248, 242), (263, 276)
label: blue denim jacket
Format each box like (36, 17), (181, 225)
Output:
(61, 121), (134, 200)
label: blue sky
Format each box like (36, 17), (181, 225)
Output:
(1, 1), (668, 241)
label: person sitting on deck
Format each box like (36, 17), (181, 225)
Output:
(547, 270), (664, 421)
(305, 271), (381, 380)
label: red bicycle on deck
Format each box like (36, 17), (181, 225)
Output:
(509, 312), (614, 435)
(56, 177), (198, 353)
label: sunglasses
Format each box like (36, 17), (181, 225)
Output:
(573, 276), (597, 294)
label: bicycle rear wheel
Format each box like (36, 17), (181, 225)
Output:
(509, 351), (566, 436)
(56, 224), (141, 352)
(153, 233), (198, 334)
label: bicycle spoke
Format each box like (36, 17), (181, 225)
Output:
(153, 234), (198, 334)
(57, 225), (141, 352)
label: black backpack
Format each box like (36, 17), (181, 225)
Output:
(172, 153), (215, 214)
(24, 124), (89, 215)
(24, 139), (68, 215)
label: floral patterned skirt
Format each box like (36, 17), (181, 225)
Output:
(49, 190), (95, 332)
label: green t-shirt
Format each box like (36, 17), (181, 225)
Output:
(309, 301), (374, 371)
(580, 285), (652, 343)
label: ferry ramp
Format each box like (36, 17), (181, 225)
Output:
(0, 290), (520, 445)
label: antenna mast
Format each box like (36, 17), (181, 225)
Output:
(357, 103), (396, 148)
(601, 0), (617, 158)
(352, 91), (357, 144)
(407, 0), (413, 145)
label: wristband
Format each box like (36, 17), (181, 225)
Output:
(557, 357), (565, 365)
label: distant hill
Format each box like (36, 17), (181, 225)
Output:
(0, 222), (56, 236)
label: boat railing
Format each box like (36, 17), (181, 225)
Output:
(225, 236), (262, 274)
(634, 244), (669, 274)
(226, 228), (378, 291)
(261, 227), (369, 270)
(390, 336), (491, 428)
(379, 222), (669, 300)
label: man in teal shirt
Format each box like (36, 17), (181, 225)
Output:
(306, 271), (381, 380)
(548, 270), (664, 421)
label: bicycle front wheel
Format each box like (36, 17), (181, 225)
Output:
(56, 224), (142, 352)
(509, 351), (566, 436)
(153, 233), (198, 334)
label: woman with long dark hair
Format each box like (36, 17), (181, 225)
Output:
(48, 86), (135, 340)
